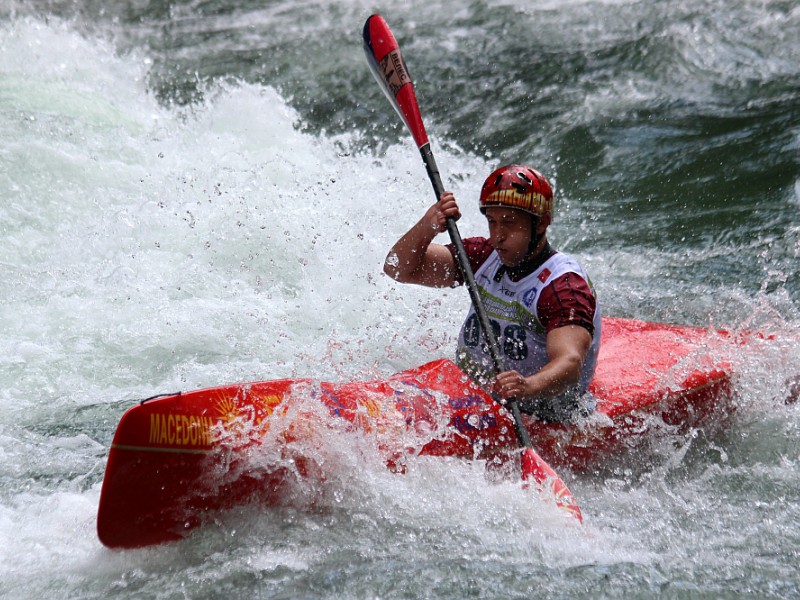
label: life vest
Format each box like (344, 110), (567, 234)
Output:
(456, 250), (601, 392)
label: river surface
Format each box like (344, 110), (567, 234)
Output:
(1, 1), (799, 598)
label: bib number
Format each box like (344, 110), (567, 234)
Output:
(463, 314), (528, 361)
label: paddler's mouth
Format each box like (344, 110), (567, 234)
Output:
(495, 248), (525, 268)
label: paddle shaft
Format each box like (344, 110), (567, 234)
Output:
(418, 144), (535, 449)
(363, 15), (583, 523)
(362, 13), (536, 450)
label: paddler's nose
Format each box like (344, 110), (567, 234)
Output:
(489, 227), (504, 247)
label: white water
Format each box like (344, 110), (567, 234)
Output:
(2, 14), (800, 599)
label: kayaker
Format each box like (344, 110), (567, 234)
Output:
(384, 165), (601, 423)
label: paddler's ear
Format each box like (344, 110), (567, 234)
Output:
(536, 212), (551, 235)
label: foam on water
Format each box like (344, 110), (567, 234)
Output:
(1, 11), (799, 599)
(0, 21), (493, 594)
(1, 17), (479, 398)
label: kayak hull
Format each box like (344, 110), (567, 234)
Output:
(97, 317), (734, 548)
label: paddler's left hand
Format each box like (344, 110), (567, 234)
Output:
(493, 370), (533, 402)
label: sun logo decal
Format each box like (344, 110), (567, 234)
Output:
(210, 389), (288, 446)
(213, 394), (240, 427)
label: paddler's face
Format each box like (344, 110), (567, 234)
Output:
(484, 207), (534, 267)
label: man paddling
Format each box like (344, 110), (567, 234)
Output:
(384, 165), (601, 423)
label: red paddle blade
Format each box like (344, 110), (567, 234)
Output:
(521, 448), (583, 524)
(363, 14), (429, 148)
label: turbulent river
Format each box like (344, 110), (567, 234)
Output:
(1, 1), (799, 598)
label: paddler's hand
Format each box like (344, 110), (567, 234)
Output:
(425, 191), (461, 233)
(493, 370), (533, 402)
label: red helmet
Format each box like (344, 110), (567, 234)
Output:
(479, 165), (554, 218)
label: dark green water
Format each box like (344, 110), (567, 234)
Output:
(1, 1), (799, 598)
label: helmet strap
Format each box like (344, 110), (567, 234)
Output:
(526, 215), (541, 258)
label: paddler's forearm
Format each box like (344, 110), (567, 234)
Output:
(383, 207), (440, 282)
(522, 355), (582, 398)
(523, 326), (590, 398)
(494, 325), (591, 401)
(384, 193), (461, 287)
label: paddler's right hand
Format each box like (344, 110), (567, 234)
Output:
(425, 191), (461, 233)
(383, 191), (461, 287)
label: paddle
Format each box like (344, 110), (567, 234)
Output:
(363, 14), (582, 523)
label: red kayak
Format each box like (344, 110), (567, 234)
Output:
(96, 317), (734, 549)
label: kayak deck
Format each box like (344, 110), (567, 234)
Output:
(96, 317), (734, 548)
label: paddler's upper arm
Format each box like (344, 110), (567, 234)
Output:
(545, 325), (592, 385)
